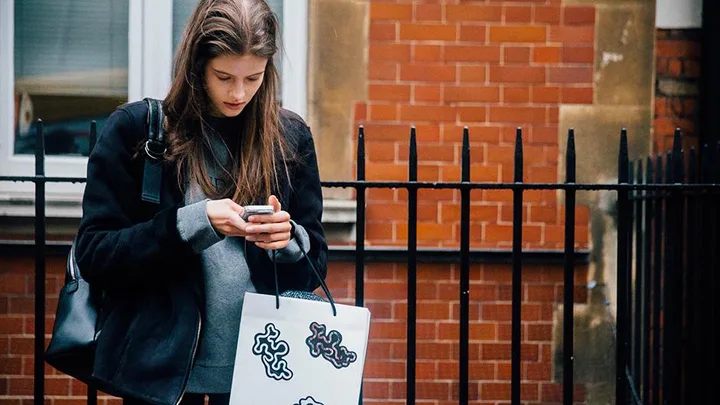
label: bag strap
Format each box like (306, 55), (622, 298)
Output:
(141, 98), (166, 204)
(272, 242), (337, 317)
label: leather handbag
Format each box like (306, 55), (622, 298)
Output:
(45, 242), (101, 383)
(45, 98), (166, 382)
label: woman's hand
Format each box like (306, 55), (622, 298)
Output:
(245, 195), (293, 250)
(206, 198), (249, 237)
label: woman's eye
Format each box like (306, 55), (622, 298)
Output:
(218, 76), (231, 82)
(247, 77), (259, 82)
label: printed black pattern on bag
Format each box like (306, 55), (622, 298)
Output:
(293, 396), (324, 405)
(252, 323), (293, 381)
(305, 321), (357, 369)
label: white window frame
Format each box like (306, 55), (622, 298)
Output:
(0, 0), (308, 217)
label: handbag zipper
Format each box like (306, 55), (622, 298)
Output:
(175, 309), (201, 405)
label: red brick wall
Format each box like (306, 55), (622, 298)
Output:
(356, 0), (593, 250)
(654, 29), (701, 153)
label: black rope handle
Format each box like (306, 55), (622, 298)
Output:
(271, 236), (337, 317)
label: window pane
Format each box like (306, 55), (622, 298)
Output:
(13, 0), (129, 157)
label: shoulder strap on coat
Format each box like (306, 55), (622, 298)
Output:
(141, 98), (165, 204)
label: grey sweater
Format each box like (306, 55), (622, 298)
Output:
(175, 116), (310, 393)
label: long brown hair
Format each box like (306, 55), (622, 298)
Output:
(163, 0), (290, 205)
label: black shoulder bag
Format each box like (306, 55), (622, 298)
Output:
(45, 98), (166, 383)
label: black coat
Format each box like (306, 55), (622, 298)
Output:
(75, 100), (328, 405)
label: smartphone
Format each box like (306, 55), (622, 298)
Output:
(242, 205), (275, 221)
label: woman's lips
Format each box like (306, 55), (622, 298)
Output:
(224, 102), (245, 110)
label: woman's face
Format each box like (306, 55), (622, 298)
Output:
(204, 53), (268, 117)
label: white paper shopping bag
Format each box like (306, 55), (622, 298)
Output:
(229, 292), (371, 405)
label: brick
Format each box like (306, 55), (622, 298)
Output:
(564, 6), (595, 25)
(489, 26), (546, 43)
(369, 62), (397, 81)
(400, 105), (456, 122)
(534, 6), (561, 24)
(503, 86), (530, 103)
(415, 4), (442, 21)
(489, 66), (545, 83)
(445, 45), (501, 63)
(669, 59), (682, 76)
(482, 382), (540, 401)
(534, 46), (562, 63)
(0, 276), (27, 294)
(366, 222), (393, 240)
(369, 84), (411, 102)
(459, 25), (486, 43)
(548, 67), (593, 84)
(396, 223), (454, 241)
(563, 45), (594, 63)
(354, 102), (366, 121)
(370, 3), (413, 21)
(562, 87), (593, 104)
(442, 165), (500, 183)
(444, 85), (500, 103)
(399, 143), (455, 162)
(457, 107), (487, 122)
(549, 26), (594, 43)
(416, 381), (450, 399)
(442, 124), (500, 143)
(366, 141), (396, 162)
(489, 106), (546, 124)
(459, 66), (487, 83)
(438, 360), (494, 380)
(368, 103), (397, 121)
(440, 203), (498, 222)
(504, 6), (532, 23)
(481, 343), (539, 361)
(413, 84), (442, 102)
(399, 24), (456, 41)
(370, 43), (411, 62)
(656, 41), (701, 58)
(413, 44), (442, 62)
(400, 64), (456, 82)
(503, 46), (530, 63)
(447, 5), (502, 22)
(532, 86), (560, 103)
(362, 380), (390, 399)
(370, 22), (396, 41)
(526, 362), (553, 380)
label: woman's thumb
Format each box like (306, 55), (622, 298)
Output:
(268, 195), (281, 212)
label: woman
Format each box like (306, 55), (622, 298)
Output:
(74, 1), (327, 404)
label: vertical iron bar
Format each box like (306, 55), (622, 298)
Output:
(684, 148), (697, 405)
(563, 129), (576, 405)
(707, 142), (720, 405)
(616, 128), (630, 405)
(356, 126), (366, 307)
(511, 127), (524, 405)
(661, 151), (673, 405)
(663, 130), (684, 405)
(633, 160), (644, 391)
(356, 126), (366, 405)
(459, 127), (471, 405)
(627, 160), (635, 398)
(407, 127), (418, 405)
(34, 119), (46, 405)
(642, 157), (653, 405)
(651, 154), (663, 405)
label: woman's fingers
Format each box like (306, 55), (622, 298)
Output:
(247, 210), (290, 224)
(254, 240), (290, 250)
(246, 231), (291, 243)
(245, 221), (291, 235)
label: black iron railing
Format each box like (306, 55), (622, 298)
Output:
(1, 120), (719, 405)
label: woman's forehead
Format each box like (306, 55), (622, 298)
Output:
(208, 53), (268, 75)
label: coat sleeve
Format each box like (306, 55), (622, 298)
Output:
(75, 107), (191, 289)
(274, 121), (329, 293)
